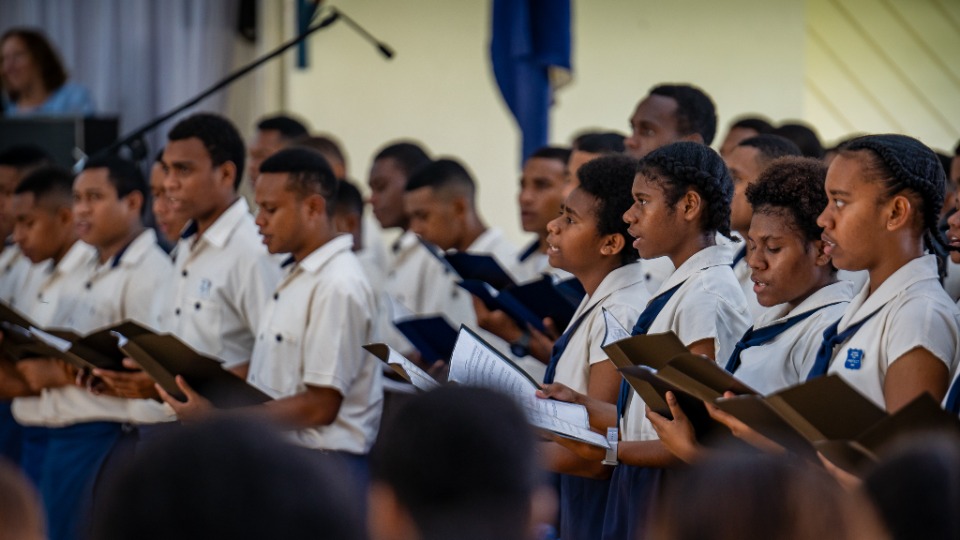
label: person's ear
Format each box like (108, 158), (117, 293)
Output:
(600, 232), (625, 258)
(452, 195), (468, 220)
(215, 161), (238, 191)
(811, 239), (832, 267)
(305, 193), (327, 218)
(885, 194), (913, 232)
(56, 205), (73, 228)
(679, 189), (703, 223)
(123, 191), (144, 216)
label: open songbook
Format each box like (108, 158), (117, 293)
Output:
(0, 300), (269, 409)
(447, 325), (609, 449)
(387, 297), (458, 365)
(363, 343), (441, 392)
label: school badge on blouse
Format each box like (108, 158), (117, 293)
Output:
(844, 349), (864, 370)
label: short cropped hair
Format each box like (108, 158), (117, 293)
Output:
(529, 146), (572, 165)
(82, 156), (147, 201)
(574, 132), (626, 154)
(404, 158), (476, 200)
(295, 134), (347, 175)
(373, 141), (431, 177)
(167, 113), (246, 189)
(650, 84), (718, 145)
(14, 165), (74, 208)
(256, 115), (309, 140)
(0, 145), (54, 171)
(333, 179), (363, 215)
(259, 148), (338, 213)
(774, 122), (824, 159)
(737, 134), (803, 168)
(370, 386), (538, 540)
(730, 116), (774, 134)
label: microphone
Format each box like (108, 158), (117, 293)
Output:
(331, 8), (395, 60)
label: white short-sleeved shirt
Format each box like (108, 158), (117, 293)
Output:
(827, 255), (960, 408)
(17, 241), (97, 328)
(552, 263), (650, 394)
(171, 198), (282, 368)
(377, 230), (463, 356)
(247, 235), (382, 454)
(622, 244), (752, 441)
(637, 256), (674, 296)
(12, 241), (97, 425)
(731, 245), (766, 322)
(734, 280), (854, 394)
(0, 243), (31, 306)
(21, 230), (176, 426)
(356, 212), (390, 295)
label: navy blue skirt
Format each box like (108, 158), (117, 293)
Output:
(600, 465), (665, 540)
(559, 473), (610, 540)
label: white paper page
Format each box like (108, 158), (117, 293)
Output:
(448, 328), (537, 397)
(602, 308), (631, 347)
(387, 296), (416, 323)
(519, 405), (609, 448)
(449, 327), (607, 447)
(29, 327), (72, 352)
(386, 346), (440, 391)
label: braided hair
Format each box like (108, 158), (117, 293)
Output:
(838, 134), (948, 272)
(636, 142), (735, 240)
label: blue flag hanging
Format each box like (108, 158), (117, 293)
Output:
(490, 0), (572, 162)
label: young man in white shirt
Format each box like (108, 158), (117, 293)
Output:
(7, 166), (105, 540)
(0, 145), (53, 468)
(404, 158), (538, 373)
(159, 148), (382, 494)
(515, 146), (570, 282)
(367, 142), (458, 359)
(161, 113), (282, 374)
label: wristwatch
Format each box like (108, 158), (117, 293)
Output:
(602, 427), (619, 466)
(510, 331), (531, 357)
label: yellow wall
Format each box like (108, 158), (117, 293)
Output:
(276, 0), (958, 245)
(804, 0), (960, 151)
(282, 0), (807, 245)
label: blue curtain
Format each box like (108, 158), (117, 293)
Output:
(490, 0), (572, 162)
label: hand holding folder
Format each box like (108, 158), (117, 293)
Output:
(117, 331), (271, 409)
(363, 343), (441, 392)
(447, 326), (609, 449)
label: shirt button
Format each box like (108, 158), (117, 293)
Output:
(182, 270), (188, 277)
(84, 282), (92, 290)
(275, 334), (282, 342)
(194, 302), (201, 310)
(175, 308), (181, 316)
(273, 293), (279, 300)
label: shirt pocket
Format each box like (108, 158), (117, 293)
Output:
(176, 295), (224, 357)
(252, 328), (303, 397)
